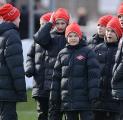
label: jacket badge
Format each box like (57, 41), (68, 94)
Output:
(76, 55), (86, 60)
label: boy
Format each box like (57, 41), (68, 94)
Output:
(88, 15), (112, 50)
(94, 17), (122, 120)
(34, 8), (70, 120)
(0, 3), (27, 120)
(111, 3), (123, 120)
(26, 12), (52, 120)
(50, 22), (101, 120)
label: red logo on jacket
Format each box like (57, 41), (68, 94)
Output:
(76, 55), (86, 60)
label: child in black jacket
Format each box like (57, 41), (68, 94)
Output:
(49, 22), (101, 120)
(88, 15), (112, 50)
(0, 3), (27, 120)
(94, 17), (122, 120)
(26, 12), (52, 120)
(112, 3), (123, 120)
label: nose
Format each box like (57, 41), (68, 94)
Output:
(107, 31), (112, 35)
(98, 26), (103, 30)
(58, 24), (63, 28)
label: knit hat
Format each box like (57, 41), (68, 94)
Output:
(65, 22), (82, 39)
(0, 3), (20, 21)
(53, 8), (70, 23)
(97, 15), (113, 27)
(117, 2), (123, 16)
(107, 17), (122, 39)
(40, 12), (52, 22)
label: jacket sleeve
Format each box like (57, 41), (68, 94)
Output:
(113, 59), (123, 81)
(87, 50), (101, 101)
(33, 22), (53, 49)
(25, 42), (35, 77)
(4, 33), (26, 93)
(112, 43), (123, 80)
(49, 53), (61, 110)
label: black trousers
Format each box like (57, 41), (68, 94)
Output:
(64, 111), (94, 120)
(119, 101), (123, 120)
(0, 102), (17, 120)
(94, 111), (119, 120)
(36, 97), (49, 120)
(48, 110), (63, 120)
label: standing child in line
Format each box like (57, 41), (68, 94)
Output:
(88, 15), (112, 50)
(111, 3), (123, 120)
(94, 17), (122, 120)
(25, 12), (52, 120)
(0, 3), (27, 120)
(49, 22), (101, 120)
(34, 8), (70, 120)
(88, 15), (112, 120)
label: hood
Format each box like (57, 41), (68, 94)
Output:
(0, 22), (18, 35)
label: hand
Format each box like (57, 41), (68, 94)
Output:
(49, 12), (55, 23)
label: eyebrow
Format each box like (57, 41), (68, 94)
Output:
(56, 22), (65, 23)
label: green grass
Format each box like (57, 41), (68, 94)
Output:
(17, 89), (66, 120)
(17, 89), (37, 120)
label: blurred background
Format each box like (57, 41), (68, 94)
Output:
(2, 0), (122, 39)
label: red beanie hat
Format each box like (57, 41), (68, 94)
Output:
(107, 17), (122, 39)
(117, 2), (123, 16)
(54, 8), (70, 23)
(65, 22), (82, 39)
(0, 3), (20, 21)
(97, 15), (113, 27)
(40, 12), (52, 22)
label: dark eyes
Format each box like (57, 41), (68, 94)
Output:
(97, 24), (105, 27)
(68, 35), (78, 37)
(118, 15), (123, 19)
(118, 15), (121, 18)
(106, 29), (114, 33)
(56, 22), (65, 25)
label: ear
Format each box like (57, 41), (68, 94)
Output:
(0, 16), (3, 20)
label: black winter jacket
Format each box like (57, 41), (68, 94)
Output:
(0, 22), (27, 102)
(94, 42), (119, 112)
(88, 34), (104, 50)
(112, 39), (123, 100)
(34, 22), (66, 91)
(26, 41), (46, 97)
(50, 41), (101, 111)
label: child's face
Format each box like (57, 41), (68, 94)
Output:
(67, 32), (80, 46)
(40, 20), (47, 28)
(97, 24), (106, 37)
(106, 28), (118, 43)
(118, 14), (123, 28)
(55, 19), (67, 33)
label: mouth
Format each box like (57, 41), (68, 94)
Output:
(98, 30), (103, 33)
(57, 28), (64, 31)
(107, 36), (112, 39)
(71, 41), (78, 44)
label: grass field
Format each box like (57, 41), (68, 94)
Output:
(17, 89), (37, 120)
(17, 89), (66, 120)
